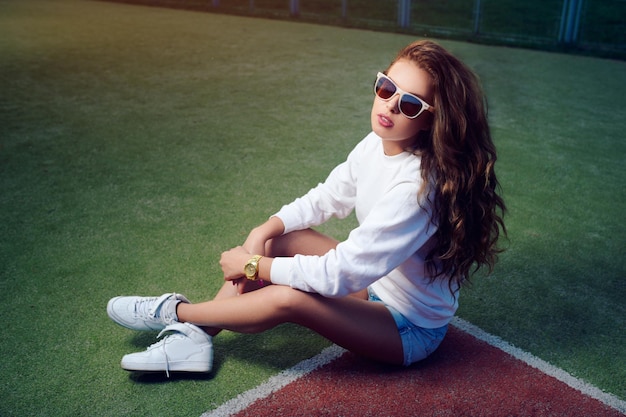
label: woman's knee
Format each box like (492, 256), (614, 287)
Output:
(265, 285), (316, 318)
(265, 229), (338, 257)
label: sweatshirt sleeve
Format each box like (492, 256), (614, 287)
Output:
(271, 180), (436, 297)
(273, 140), (362, 234)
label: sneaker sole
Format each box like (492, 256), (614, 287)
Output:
(121, 360), (212, 373)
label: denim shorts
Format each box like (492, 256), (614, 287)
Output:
(368, 288), (448, 366)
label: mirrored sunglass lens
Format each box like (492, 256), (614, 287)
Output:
(399, 95), (423, 117)
(376, 77), (396, 100)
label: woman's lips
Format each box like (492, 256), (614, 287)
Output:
(377, 114), (394, 128)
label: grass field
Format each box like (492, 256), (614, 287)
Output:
(0, 0), (625, 415)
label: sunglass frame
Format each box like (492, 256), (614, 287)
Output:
(374, 72), (434, 119)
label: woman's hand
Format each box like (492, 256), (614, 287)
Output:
(219, 246), (251, 284)
(223, 217), (284, 294)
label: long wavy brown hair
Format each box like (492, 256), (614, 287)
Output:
(388, 40), (507, 290)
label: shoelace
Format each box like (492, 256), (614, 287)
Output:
(149, 323), (191, 378)
(144, 336), (176, 378)
(133, 296), (159, 319)
(133, 294), (177, 323)
(159, 335), (173, 378)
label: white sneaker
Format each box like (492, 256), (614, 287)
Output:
(121, 322), (213, 376)
(107, 293), (190, 331)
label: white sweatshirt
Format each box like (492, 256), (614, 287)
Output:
(270, 132), (459, 328)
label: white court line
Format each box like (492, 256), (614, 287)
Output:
(202, 318), (626, 416)
(201, 344), (347, 417)
(451, 317), (626, 414)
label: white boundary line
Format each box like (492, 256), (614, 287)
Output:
(201, 344), (347, 417)
(451, 317), (626, 414)
(202, 318), (626, 416)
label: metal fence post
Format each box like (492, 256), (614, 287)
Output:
(559, 0), (583, 44)
(473, 0), (482, 35)
(290, 0), (300, 17)
(398, 0), (411, 28)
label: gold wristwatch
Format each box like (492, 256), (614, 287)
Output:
(244, 255), (263, 281)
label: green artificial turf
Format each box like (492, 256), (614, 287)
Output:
(0, 0), (624, 415)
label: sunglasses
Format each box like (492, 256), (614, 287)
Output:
(374, 72), (434, 119)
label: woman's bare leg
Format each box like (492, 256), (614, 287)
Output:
(198, 228), (341, 337)
(179, 228), (404, 364)
(178, 285), (403, 364)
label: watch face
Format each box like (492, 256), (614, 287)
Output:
(245, 263), (256, 276)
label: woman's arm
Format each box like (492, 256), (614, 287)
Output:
(219, 216), (284, 292)
(242, 216), (285, 255)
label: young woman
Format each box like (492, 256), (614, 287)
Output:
(107, 40), (506, 375)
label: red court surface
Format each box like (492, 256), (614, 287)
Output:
(225, 326), (623, 416)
